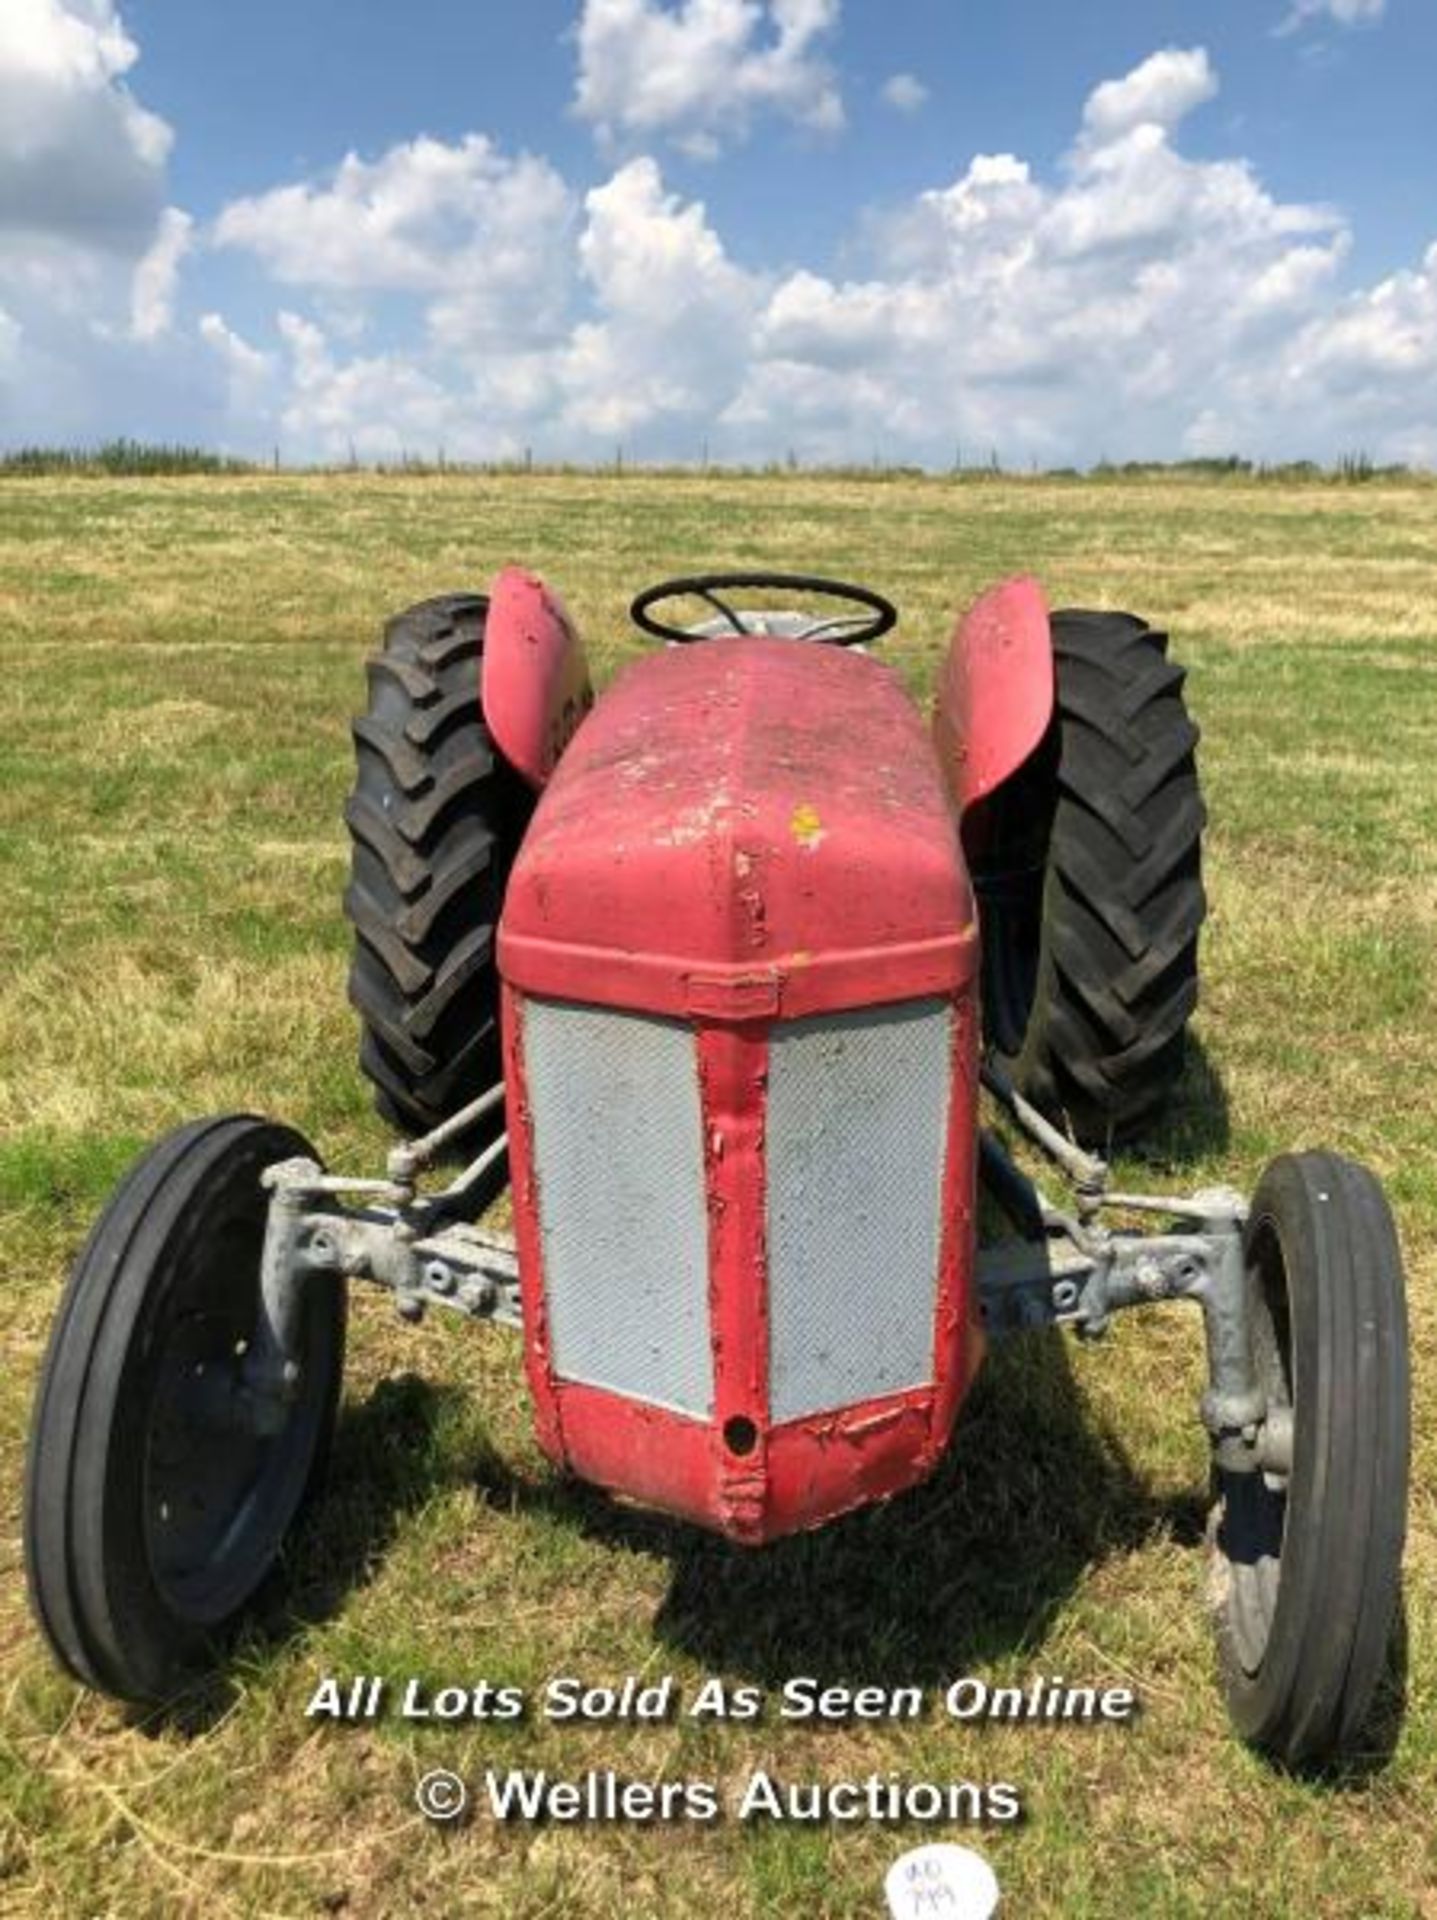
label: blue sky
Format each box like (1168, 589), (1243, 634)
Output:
(2, 0), (1435, 465)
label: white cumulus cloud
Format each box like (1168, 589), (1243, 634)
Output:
(210, 131), (583, 455)
(213, 136), (575, 346)
(722, 48), (1353, 463)
(199, 311), (273, 411)
(573, 0), (844, 156)
(192, 46), (1437, 468)
(1080, 46), (1218, 147)
(1222, 241), (1437, 462)
(129, 205), (191, 339)
(209, 150), (765, 459)
(0, 2), (220, 445)
(881, 73), (928, 114)
(4, 24), (1436, 474)
(1278, 0), (1385, 33)
(556, 156), (760, 438)
(272, 309), (455, 460)
(0, 0), (171, 247)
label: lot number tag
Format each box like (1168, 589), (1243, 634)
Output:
(884, 1843), (1000, 1918)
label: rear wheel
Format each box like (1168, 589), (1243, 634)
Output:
(24, 1116), (344, 1703)
(344, 593), (531, 1137)
(1209, 1152), (1409, 1766)
(973, 609), (1206, 1145)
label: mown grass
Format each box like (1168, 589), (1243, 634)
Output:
(0, 471), (1434, 1917)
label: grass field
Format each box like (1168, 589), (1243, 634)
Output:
(1, 471), (1434, 1918)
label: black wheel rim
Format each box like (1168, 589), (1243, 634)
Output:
(1218, 1216), (1294, 1677)
(143, 1198), (336, 1627)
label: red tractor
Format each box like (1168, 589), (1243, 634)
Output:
(25, 570), (1409, 1767)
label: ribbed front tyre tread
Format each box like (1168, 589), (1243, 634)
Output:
(24, 1116), (345, 1703)
(1212, 1152), (1409, 1766)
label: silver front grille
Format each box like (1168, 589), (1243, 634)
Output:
(522, 997), (713, 1417)
(766, 999), (951, 1422)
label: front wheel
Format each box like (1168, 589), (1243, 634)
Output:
(24, 1115), (345, 1703)
(1209, 1151), (1409, 1766)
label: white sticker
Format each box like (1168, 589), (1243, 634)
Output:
(884, 1843), (1000, 1919)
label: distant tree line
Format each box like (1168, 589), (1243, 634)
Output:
(0, 438), (253, 476)
(0, 439), (1423, 483)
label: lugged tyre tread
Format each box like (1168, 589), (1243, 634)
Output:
(982, 609), (1207, 1143)
(343, 592), (527, 1135)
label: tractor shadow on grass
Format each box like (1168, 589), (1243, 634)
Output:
(646, 1036), (1234, 1691)
(143, 1037), (1403, 1765)
(1115, 1031), (1231, 1171)
(654, 1332), (1208, 1691)
(492, 1333), (1404, 1784)
(986, 1033), (1231, 1189)
(445, 1036), (1239, 1705)
(462, 1328), (1209, 1695)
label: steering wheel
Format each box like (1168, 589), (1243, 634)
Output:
(630, 571), (898, 647)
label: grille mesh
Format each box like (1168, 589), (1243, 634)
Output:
(523, 997), (713, 1416)
(766, 999), (950, 1422)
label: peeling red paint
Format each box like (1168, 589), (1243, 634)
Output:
(482, 565), (594, 788)
(500, 616), (989, 1544)
(933, 575), (1054, 819)
(502, 983), (565, 1463)
(927, 993), (983, 1469)
(698, 1023), (770, 1529)
(500, 637), (974, 1017)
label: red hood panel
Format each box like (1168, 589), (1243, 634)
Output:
(498, 638), (977, 1019)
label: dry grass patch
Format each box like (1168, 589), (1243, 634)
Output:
(94, 697), (227, 754)
(1, 469), (1434, 1918)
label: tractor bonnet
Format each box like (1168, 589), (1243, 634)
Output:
(498, 636), (983, 1542)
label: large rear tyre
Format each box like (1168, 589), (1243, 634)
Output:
(24, 1116), (345, 1704)
(1210, 1152), (1409, 1767)
(974, 609), (1206, 1145)
(344, 593), (531, 1137)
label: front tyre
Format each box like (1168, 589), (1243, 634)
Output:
(1210, 1152), (1409, 1766)
(24, 1116), (345, 1703)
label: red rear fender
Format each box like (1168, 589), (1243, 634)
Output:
(932, 576), (1054, 819)
(482, 566), (594, 788)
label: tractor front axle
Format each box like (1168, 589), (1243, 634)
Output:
(246, 1075), (1287, 1483)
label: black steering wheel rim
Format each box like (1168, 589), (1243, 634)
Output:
(630, 571), (897, 646)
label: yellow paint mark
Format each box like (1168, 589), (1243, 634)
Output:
(790, 803), (826, 850)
